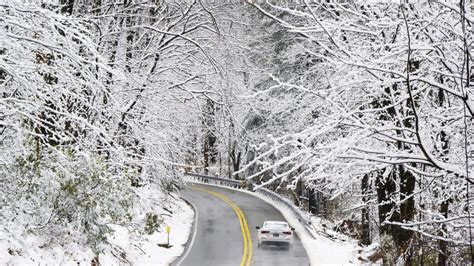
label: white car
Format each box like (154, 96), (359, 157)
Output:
(256, 221), (295, 249)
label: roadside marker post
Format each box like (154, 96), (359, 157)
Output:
(166, 226), (171, 246)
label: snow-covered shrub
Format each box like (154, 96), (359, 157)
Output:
(144, 213), (162, 235)
(159, 175), (185, 195)
(1, 148), (138, 254)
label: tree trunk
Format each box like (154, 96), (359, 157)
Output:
(203, 101), (217, 174)
(230, 140), (241, 179)
(399, 165), (416, 262)
(35, 126), (41, 161)
(436, 78), (450, 266)
(376, 168), (399, 236)
(438, 200), (449, 266)
(308, 187), (317, 215)
(361, 173), (371, 246)
(125, 0), (134, 73)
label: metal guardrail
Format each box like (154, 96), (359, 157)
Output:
(184, 172), (316, 239)
(254, 187), (316, 239)
(185, 172), (242, 188)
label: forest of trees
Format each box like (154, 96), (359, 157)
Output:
(238, 1), (474, 264)
(0, 0), (473, 264)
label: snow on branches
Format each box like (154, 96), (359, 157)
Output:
(242, 0), (473, 263)
(0, 0), (227, 261)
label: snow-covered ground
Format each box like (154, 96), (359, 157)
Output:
(100, 195), (194, 265)
(0, 190), (194, 265)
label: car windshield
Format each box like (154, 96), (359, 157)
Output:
(264, 221), (288, 229)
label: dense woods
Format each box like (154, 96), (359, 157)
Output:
(239, 1), (474, 264)
(1, 0), (473, 264)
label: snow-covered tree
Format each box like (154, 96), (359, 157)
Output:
(241, 0), (474, 263)
(0, 0), (231, 260)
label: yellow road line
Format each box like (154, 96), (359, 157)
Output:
(192, 186), (253, 266)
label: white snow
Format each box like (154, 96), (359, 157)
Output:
(100, 195), (194, 265)
(355, 242), (381, 263)
(0, 192), (194, 265)
(0, 232), (95, 265)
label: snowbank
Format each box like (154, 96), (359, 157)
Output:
(100, 195), (194, 265)
(0, 232), (95, 265)
(0, 191), (194, 265)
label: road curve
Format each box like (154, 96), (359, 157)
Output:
(175, 183), (310, 266)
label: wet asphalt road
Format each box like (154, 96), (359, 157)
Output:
(175, 183), (310, 266)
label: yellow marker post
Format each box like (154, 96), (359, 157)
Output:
(166, 226), (171, 246)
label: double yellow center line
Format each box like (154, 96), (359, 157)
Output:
(192, 186), (253, 266)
